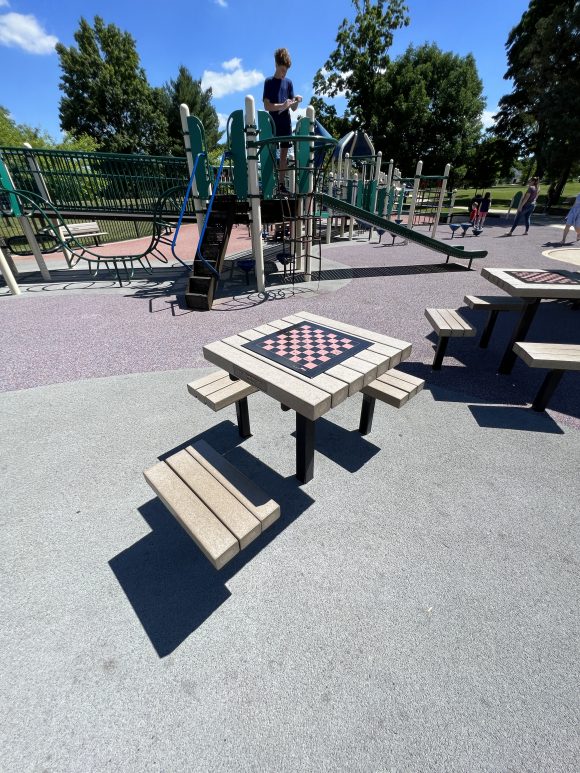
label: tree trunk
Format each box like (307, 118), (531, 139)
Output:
(545, 162), (572, 212)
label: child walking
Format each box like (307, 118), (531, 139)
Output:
(476, 192), (492, 228)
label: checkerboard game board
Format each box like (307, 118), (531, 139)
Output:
(507, 270), (580, 285)
(242, 322), (371, 377)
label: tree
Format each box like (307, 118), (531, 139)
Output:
(464, 135), (516, 188)
(56, 16), (169, 155)
(376, 44), (485, 173)
(0, 106), (53, 147)
(160, 66), (220, 156)
(309, 97), (353, 139)
(493, 0), (580, 207)
(0, 106), (98, 151)
(313, 0), (410, 136)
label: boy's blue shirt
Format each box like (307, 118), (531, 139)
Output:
(263, 76), (294, 135)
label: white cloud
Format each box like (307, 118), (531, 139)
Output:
(217, 112), (229, 132)
(222, 57), (241, 71)
(215, 0), (228, 7)
(201, 59), (264, 98)
(0, 11), (58, 54)
(482, 109), (497, 129)
(0, 1), (10, 7)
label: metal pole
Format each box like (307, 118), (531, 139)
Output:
(23, 143), (51, 200)
(407, 160), (422, 229)
(431, 163), (451, 239)
(19, 216), (51, 281)
(304, 105), (315, 281)
(244, 96), (265, 293)
(180, 103), (204, 242)
(0, 241), (20, 295)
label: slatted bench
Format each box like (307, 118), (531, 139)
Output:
(187, 369), (258, 438)
(425, 308), (477, 369)
(512, 342), (580, 411)
(144, 440), (280, 569)
(359, 368), (425, 434)
(60, 221), (108, 245)
(464, 295), (527, 348)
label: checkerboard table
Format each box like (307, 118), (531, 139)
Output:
(481, 267), (580, 374)
(203, 311), (412, 482)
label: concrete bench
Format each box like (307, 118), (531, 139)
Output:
(359, 368), (425, 434)
(513, 342), (580, 411)
(144, 440), (280, 569)
(425, 308), (477, 369)
(464, 295), (527, 348)
(187, 369), (258, 438)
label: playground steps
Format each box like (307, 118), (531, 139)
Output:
(185, 205), (235, 311)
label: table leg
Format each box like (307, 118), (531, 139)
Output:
(359, 394), (376, 435)
(296, 413), (315, 483)
(532, 370), (564, 412)
(235, 398), (251, 438)
(498, 299), (540, 375)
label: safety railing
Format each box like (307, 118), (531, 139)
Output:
(0, 146), (189, 215)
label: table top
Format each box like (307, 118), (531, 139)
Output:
(203, 311), (412, 421)
(481, 267), (580, 298)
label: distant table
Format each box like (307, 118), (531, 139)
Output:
(481, 267), (580, 374)
(203, 311), (412, 482)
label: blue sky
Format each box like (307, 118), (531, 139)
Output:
(0, 0), (530, 142)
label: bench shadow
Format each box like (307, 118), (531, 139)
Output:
(467, 404), (564, 433)
(109, 435), (314, 658)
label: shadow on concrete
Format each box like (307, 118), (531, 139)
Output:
(467, 404), (564, 434)
(290, 414), (380, 473)
(109, 429), (314, 658)
(276, 262), (470, 284)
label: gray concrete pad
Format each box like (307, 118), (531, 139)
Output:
(1, 367), (579, 771)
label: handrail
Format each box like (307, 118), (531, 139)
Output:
(194, 151), (232, 279)
(170, 151), (206, 269)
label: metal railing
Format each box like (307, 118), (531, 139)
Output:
(0, 146), (189, 215)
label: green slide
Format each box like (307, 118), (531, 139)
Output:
(320, 193), (487, 268)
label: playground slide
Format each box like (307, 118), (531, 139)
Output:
(320, 194), (488, 265)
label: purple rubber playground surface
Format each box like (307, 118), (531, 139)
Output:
(1, 215), (579, 429)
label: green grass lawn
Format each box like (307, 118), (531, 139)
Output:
(453, 181), (580, 211)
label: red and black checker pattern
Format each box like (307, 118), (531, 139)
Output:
(506, 270), (580, 285)
(242, 322), (371, 377)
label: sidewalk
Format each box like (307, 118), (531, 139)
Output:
(1, 214), (579, 772)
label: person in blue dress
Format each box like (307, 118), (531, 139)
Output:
(560, 193), (580, 244)
(263, 48), (302, 192)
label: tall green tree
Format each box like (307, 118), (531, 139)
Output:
(376, 44), (485, 173)
(56, 16), (169, 154)
(309, 97), (353, 139)
(464, 134), (516, 188)
(161, 66), (220, 156)
(313, 0), (410, 136)
(493, 0), (580, 206)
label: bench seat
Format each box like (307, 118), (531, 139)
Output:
(425, 308), (476, 369)
(464, 295), (527, 348)
(513, 342), (580, 411)
(144, 440), (280, 569)
(359, 368), (425, 434)
(60, 222), (108, 242)
(187, 369), (257, 437)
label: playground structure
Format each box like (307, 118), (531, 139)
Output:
(0, 100), (487, 302)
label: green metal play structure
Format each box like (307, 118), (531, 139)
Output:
(0, 99), (487, 301)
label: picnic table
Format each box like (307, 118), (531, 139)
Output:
(481, 267), (580, 374)
(203, 311), (412, 483)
